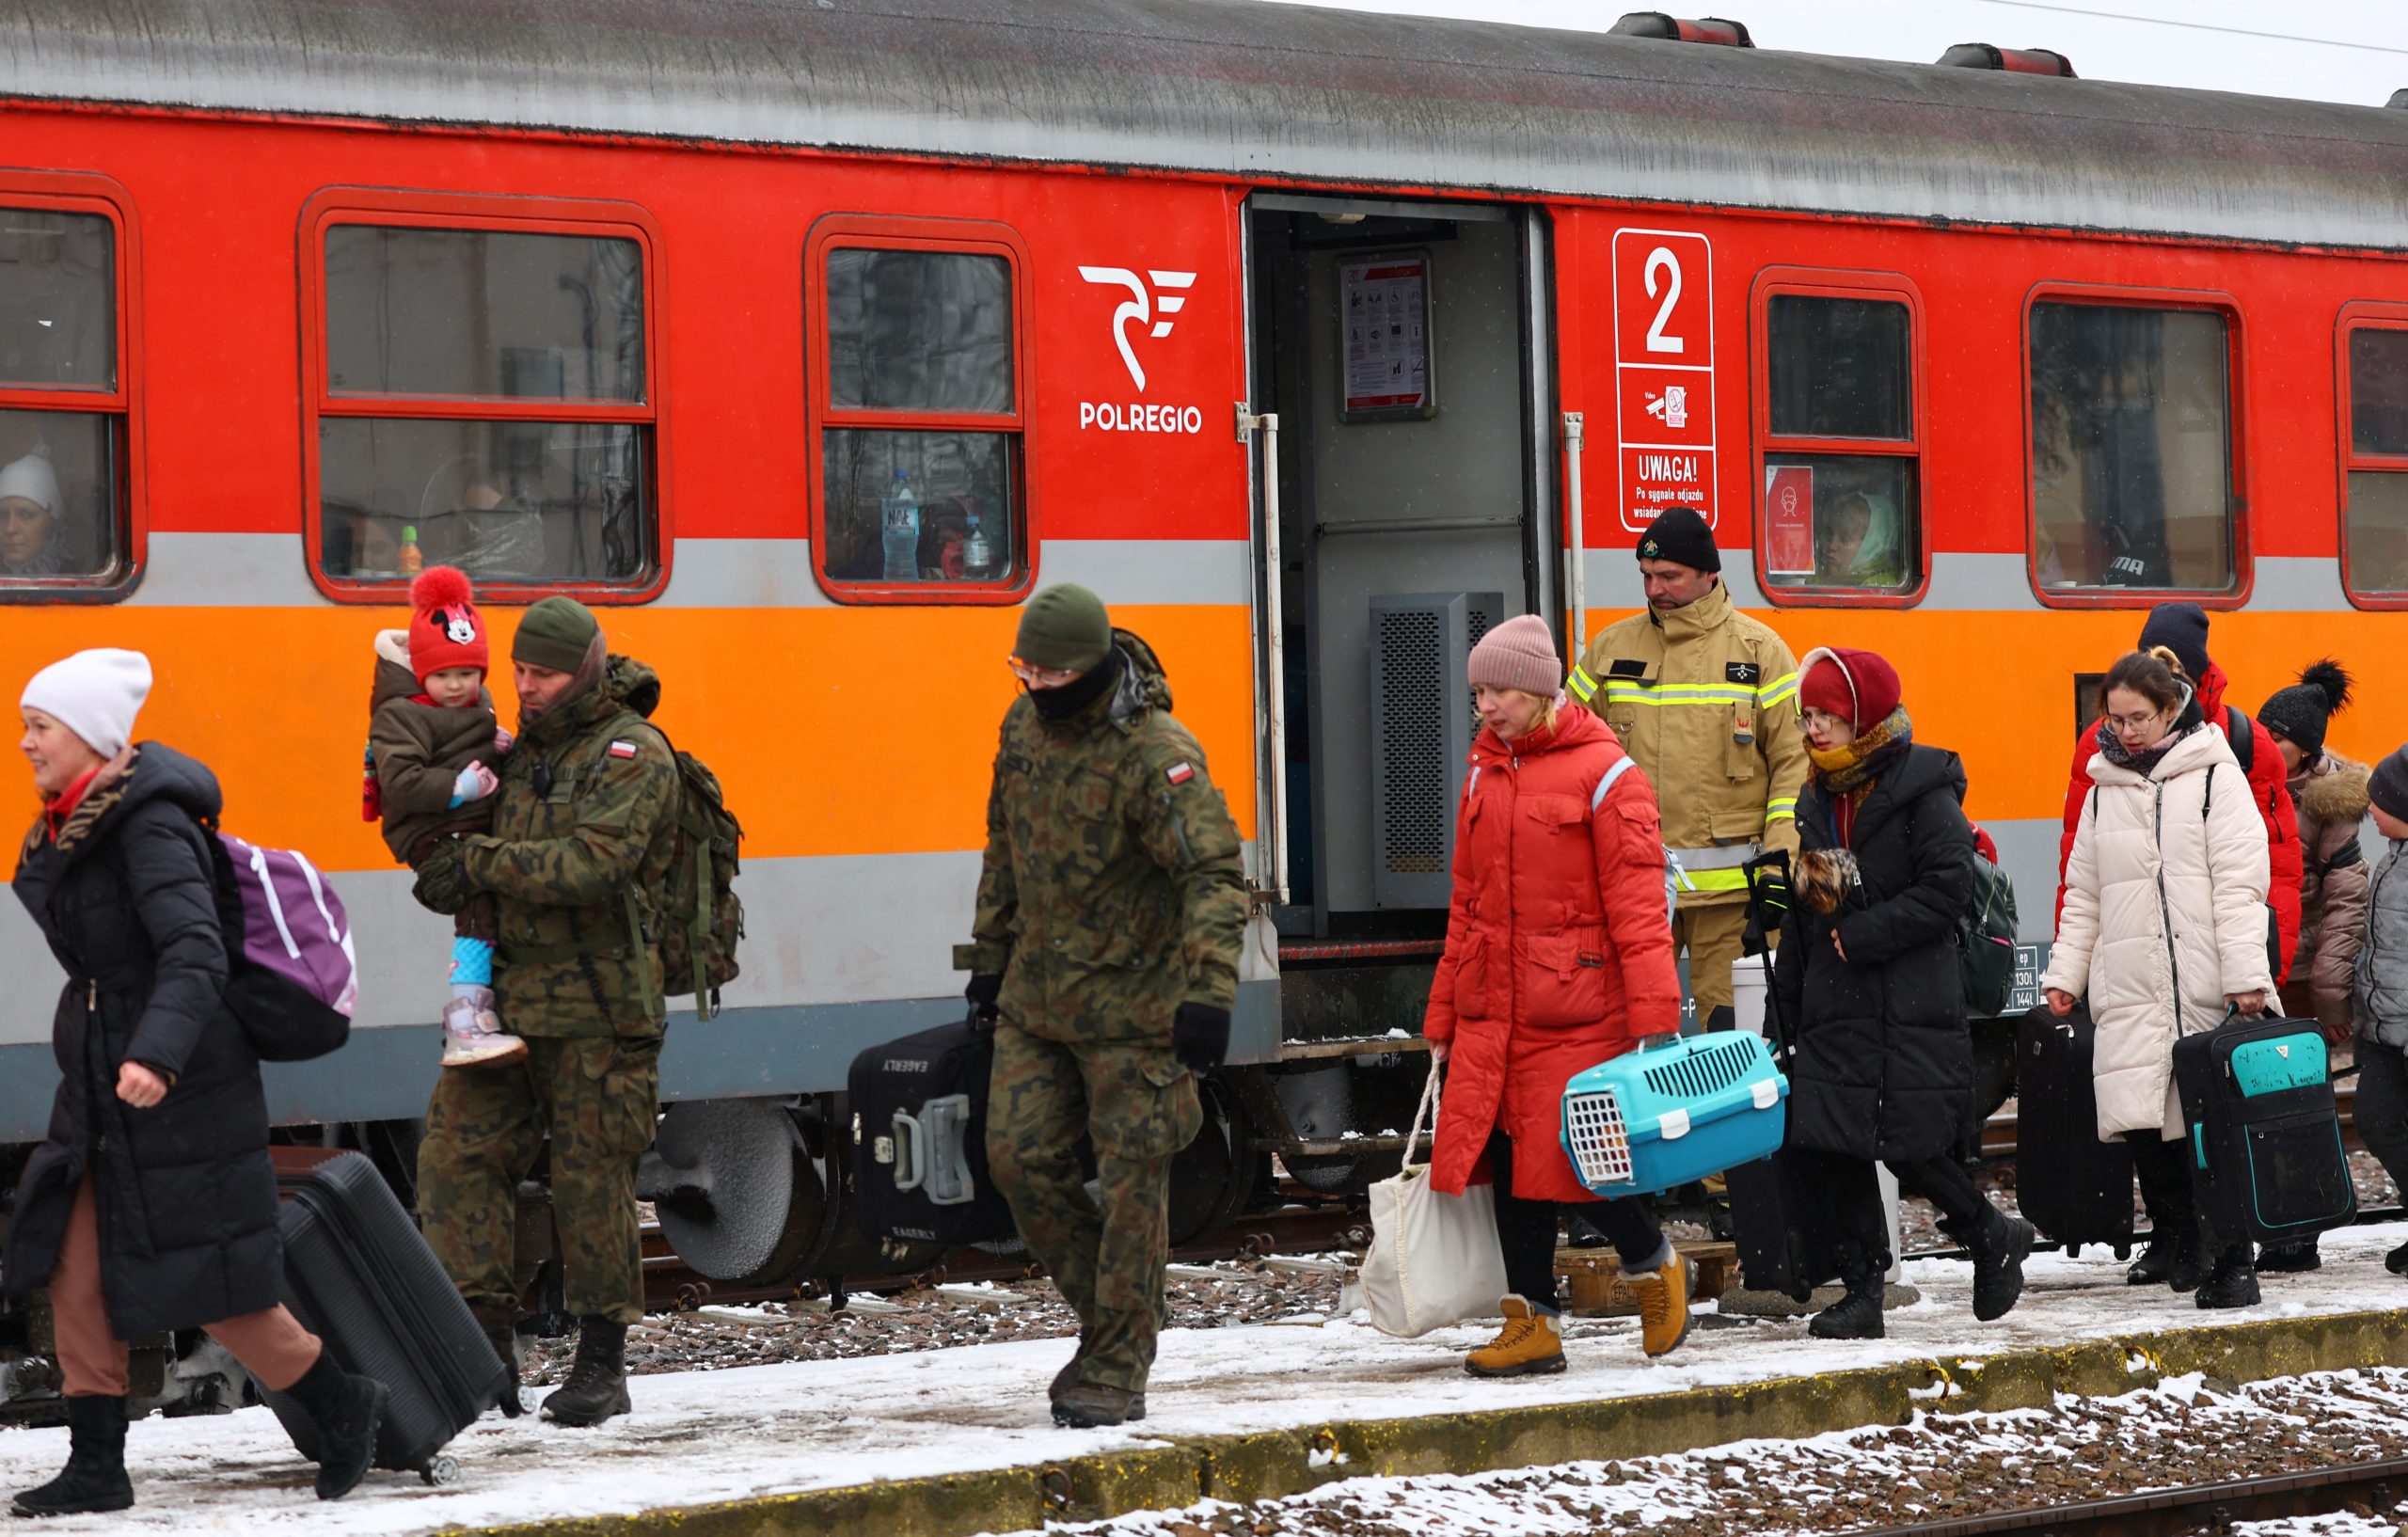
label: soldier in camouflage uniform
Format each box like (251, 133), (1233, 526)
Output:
(958, 584), (1248, 1429)
(409, 595), (680, 1429)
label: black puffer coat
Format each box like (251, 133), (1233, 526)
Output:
(2, 743), (282, 1337)
(1772, 743), (1977, 1163)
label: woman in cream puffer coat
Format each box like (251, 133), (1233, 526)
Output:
(2044, 645), (2273, 1307)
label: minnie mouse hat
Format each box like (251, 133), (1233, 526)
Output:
(408, 565), (488, 682)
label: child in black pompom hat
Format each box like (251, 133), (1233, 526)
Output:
(364, 566), (527, 1070)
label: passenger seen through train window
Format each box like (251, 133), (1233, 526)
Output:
(818, 246), (1022, 589)
(0, 208), (124, 589)
(315, 222), (655, 588)
(2344, 325), (2408, 595)
(2030, 303), (2234, 593)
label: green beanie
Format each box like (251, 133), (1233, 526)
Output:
(1014, 584), (1113, 671)
(514, 595), (601, 673)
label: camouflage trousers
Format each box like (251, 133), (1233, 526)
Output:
(986, 1022), (1202, 1393)
(418, 1032), (663, 1325)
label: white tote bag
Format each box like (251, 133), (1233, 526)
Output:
(1359, 1067), (1510, 1338)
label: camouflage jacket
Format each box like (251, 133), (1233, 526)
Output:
(957, 629), (1247, 1045)
(460, 656), (680, 1038)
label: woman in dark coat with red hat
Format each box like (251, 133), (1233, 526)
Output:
(1422, 615), (1689, 1374)
(1773, 646), (2034, 1339)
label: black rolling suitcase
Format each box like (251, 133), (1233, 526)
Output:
(1724, 1149), (1837, 1300)
(265, 1149), (505, 1485)
(848, 1012), (1017, 1247)
(2014, 1004), (2135, 1257)
(2173, 1011), (2356, 1247)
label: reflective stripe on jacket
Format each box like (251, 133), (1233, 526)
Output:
(1571, 581), (1805, 904)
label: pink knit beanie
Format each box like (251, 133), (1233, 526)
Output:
(1466, 614), (1561, 696)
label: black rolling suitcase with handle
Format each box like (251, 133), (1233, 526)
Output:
(2173, 1010), (2356, 1248)
(265, 1149), (504, 1486)
(1724, 1149), (1837, 1301)
(2014, 1003), (2136, 1257)
(848, 1011), (1018, 1247)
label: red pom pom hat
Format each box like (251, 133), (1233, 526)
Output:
(407, 565), (488, 682)
(1798, 645), (1902, 733)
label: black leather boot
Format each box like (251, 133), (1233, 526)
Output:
(1969, 1208), (2036, 1323)
(2256, 1236), (2322, 1273)
(2194, 1241), (2260, 1309)
(2388, 1237), (2408, 1276)
(2166, 1218), (2210, 1294)
(1809, 1271), (1885, 1339)
(284, 1350), (389, 1501)
(471, 1303), (526, 1418)
(9, 1395), (134, 1516)
(542, 1317), (631, 1427)
(2126, 1235), (2177, 1286)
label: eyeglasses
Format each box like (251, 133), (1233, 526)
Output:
(1007, 656), (1084, 689)
(2105, 708), (2164, 736)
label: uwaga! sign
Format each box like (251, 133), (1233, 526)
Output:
(1610, 230), (1717, 531)
(1078, 265), (1207, 435)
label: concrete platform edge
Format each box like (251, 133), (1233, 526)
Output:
(436, 1307), (2408, 1537)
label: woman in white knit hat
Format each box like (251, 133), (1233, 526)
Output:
(0, 451), (71, 577)
(7, 650), (388, 1515)
(1420, 614), (1694, 1372)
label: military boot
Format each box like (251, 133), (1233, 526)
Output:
(1809, 1273), (1885, 1340)
(471, 1304), (526, 1418)
(2194, 1243), (2260, 1310)
(1465, 1295), (1566, 1377)
(1048, 1330), (1091, 1405)
(1053, 1381), (1145, 1428)
(9, 1395), (134, 1517)
(542, 1317), (631, 1427)
(1969, 1210), (2036, 1323)
(282, 1351), (389, 1501)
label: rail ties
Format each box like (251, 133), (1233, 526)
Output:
(1849, 1455), (2408, 1536)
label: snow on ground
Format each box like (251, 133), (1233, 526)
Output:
(6, 1222), (2408, 1533)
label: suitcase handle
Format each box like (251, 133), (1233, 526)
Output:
(891, 1110), (927, 1193)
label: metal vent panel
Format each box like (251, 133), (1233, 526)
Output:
(1368, 591), (1503, 910)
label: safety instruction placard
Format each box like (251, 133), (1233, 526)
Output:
(1339, 254), (1433, 420)
(1764, 465), (1815, 575)
(1611, 230), (1716, 532)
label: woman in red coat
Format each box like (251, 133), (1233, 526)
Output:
(1422, 615), (1688, 1374)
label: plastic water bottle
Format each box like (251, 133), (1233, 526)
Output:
(880, 469), (919, 581)
(959, 513), (992, 580)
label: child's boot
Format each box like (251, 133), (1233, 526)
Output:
(441, 988), (527, 1069)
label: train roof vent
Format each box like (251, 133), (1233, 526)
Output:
(1608, 13), (1754, 46)
(1939, 42), (2077, 76)
(2389, 88), (2408, 108)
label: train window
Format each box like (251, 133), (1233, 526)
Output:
(808, 222), (1033, 604)
(2341, 319), (2408, 600)
(1753, 279), (1924, 603)
(2029, 302), (2235, 595)
(304, 197), (660, 601)
(0, 200), (132, 595)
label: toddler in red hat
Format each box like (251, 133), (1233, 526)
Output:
(363, 566), (526, 1069)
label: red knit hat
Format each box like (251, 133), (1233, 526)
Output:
(408, 565), (488, 683)
(1798, 646), (1901, 732)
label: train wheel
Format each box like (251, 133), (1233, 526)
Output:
(639, 1099), (827, 1287)
(1167, 1077), (1262, 1246)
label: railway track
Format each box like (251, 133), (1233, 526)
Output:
(1851, 1455), (2408, 1536)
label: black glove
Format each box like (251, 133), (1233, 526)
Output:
(1172, 1002), (1231, 1071)
(411, 841), (476, 916)
(965, 973), (1004, 1024)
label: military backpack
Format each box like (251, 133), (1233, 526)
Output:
(622, 716), (746, 1021)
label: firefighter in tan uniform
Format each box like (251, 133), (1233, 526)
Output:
(1570, 507), (1805, 1030)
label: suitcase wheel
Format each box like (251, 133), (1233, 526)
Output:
(420, 1455), (460, 1488)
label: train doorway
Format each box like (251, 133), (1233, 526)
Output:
(1241, 195), (1557, 952)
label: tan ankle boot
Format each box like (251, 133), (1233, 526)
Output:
(1465, 1295), (1565, 1378)
(1627, 1257), (1691, 1357)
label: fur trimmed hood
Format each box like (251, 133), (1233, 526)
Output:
(2298, 753), (2370, 825)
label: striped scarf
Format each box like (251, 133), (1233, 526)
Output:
(1807, 706), (1912, 846)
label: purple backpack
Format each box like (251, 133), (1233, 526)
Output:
(210, 832), (358, 1062)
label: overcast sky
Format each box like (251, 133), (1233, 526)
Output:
(1261, 0), (2407, 106)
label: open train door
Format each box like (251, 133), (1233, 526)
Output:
(1234, 193), (1560, 1192)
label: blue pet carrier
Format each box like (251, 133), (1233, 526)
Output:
(1560, 1033), (1789, 1198)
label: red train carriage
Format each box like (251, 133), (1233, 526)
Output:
(0, 0), (2403, 1294)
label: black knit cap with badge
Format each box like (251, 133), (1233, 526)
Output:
(1635, 505), (1719, 574)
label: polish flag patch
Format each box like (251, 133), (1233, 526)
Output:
(1164, 761), (1195, 785)
(609, 740), (639, 759)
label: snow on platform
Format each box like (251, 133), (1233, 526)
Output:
(7, 1222), (2408, 1534)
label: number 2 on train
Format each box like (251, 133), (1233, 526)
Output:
(1644, 246), (1685, 355)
